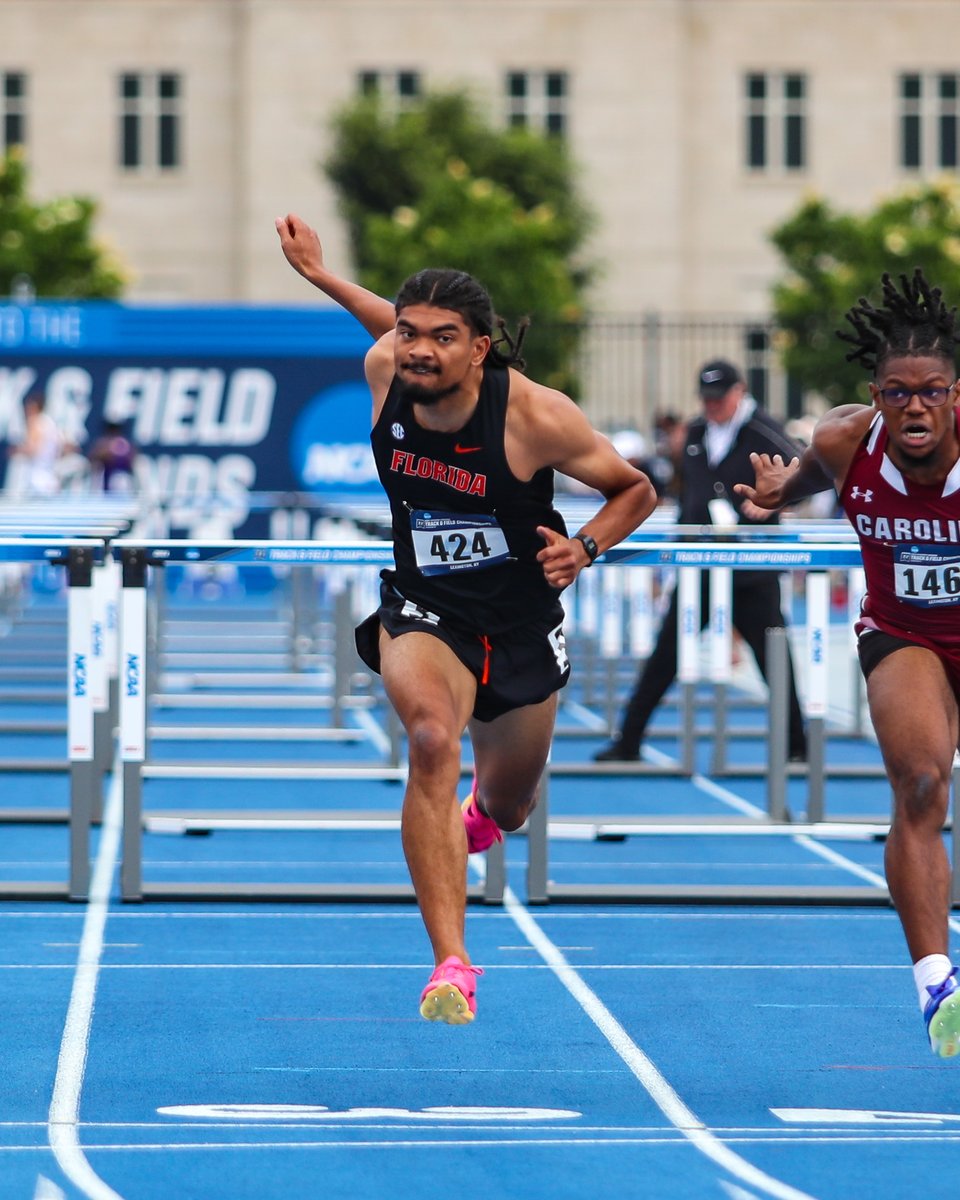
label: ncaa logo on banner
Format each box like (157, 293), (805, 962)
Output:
(289, 382), (379, 493)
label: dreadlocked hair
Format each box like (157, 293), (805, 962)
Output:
(394, 268), (529, 371)
(491, 315), (530, 372)
(836, 267), (959, 375)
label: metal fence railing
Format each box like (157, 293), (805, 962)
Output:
(539, 315), (805, 436)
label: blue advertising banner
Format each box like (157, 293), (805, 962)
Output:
(0, 302), (384, 537)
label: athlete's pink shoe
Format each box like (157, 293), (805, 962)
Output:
(419, 956), (484, 1024)
(461, 779), (503, 854)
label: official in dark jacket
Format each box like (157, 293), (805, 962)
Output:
(594, 358), (808, 762)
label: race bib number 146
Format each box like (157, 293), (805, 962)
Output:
(894, 544), (960, 607)
(410, 509), (512, 576)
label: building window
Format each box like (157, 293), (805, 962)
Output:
(357, 70), (421, 109)
(505, 71), (568, 135)
(118, 71), (182, 171)
(1, 72), (26, 151)
(900, 73), (959, 170)
(745, 72), (806, 171)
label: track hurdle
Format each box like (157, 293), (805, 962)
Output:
(0, 538), (107, 900)
(530, 539), (909, 906)
(115, 539), (505, 904)
(557, 538), (885, 795)
(563, 519), (867, 761)
(0, 510), (133, 822)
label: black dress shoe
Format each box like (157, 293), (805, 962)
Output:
(592, 742), (640, 763)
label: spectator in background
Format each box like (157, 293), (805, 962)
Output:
(559, 424), (678, 502)
(651, 410), (686, 503)
(609, 428), (675, 501)
(7, 390), (65, 498)
(593, 358), (814, 764)
(87, 420), (138, 493)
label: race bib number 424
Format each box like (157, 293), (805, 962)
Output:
(894, 544), (960, 607)
(410, 509), (512, 576)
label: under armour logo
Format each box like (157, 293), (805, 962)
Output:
(850, 486), (873, 502)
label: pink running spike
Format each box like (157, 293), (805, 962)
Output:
(461, 777), (503, 854)
(419, 956), (484, 1024)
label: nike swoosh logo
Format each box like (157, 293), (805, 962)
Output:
(454, 444), (483, 454)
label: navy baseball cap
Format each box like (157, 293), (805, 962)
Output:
(697, 359), (742, 398)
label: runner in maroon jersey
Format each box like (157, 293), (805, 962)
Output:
(277, 213), (657, 1023)
(735, 268), (960, 1057)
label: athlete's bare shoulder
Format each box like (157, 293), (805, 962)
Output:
(504, 370), (594, 470)
(364, 332), (396, 417)
(813, 403), (875, 480)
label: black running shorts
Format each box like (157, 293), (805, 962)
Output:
(355, 580), (570, 722)
(856, 628), (917, 680)
(857, 625), (960, 698)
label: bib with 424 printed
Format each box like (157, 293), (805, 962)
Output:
(894, 544), (960, 607)
(410, 509), (511, 576)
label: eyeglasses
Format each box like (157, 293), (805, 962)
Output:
(876, 384), (956, 408)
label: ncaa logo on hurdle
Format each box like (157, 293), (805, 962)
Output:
(126, 652), (141, 698)
(72, 653), (86, 698)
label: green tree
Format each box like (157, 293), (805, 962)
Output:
(770, 179), (960, 406)
(0, 148), (127, 299)
(324, 90), (594, 394)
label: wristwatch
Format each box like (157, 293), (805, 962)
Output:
(573, 532), (599, 565)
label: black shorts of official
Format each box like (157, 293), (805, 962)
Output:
(354, 580), (570, 723)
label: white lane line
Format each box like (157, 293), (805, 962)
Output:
(40, 962), (904, 971)
(33, 1176), (66, 1199)
(790, 837), (886, 887)
(643, 742), (938, 919)
(0, 910), (904, 921)
(15, 1120), (960, 1136)
(0, 962), (886, 972)
(0, 961), (912, 971)
(721, 1184), (763, 1200)
(0, 1133), (956, 1152)
(641, 745), (766, 819)
(348, 707), (395, 758)
(502, 883), (818, 1200)
(795, 835), (960, 937)
(47, 763), (125, 1200)
(560, 700), (609, 731)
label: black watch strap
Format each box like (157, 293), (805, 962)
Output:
(573, 532), (599, 565)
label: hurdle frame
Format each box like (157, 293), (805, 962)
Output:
(0, 537), (107, 900)
(116, 539), (505, 904)
(529, 539), (938, 907)
(115, 533), (958, 909)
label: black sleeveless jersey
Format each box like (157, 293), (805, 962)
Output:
(371, 362), (568, 632)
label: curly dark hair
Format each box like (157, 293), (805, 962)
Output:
(836, 267), (959, 375)
(394, 268), (529, 371)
